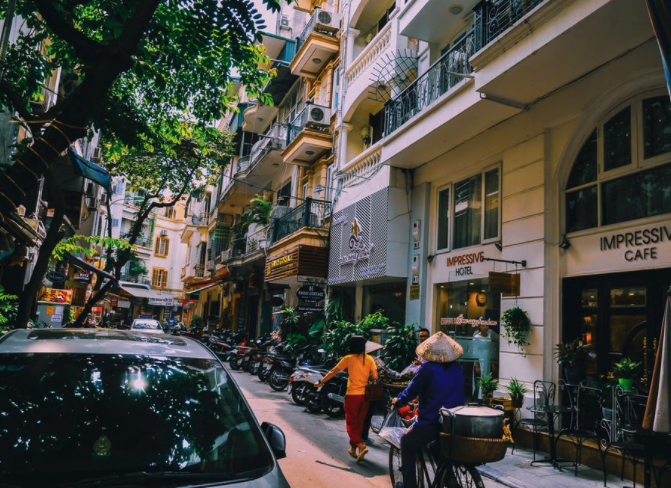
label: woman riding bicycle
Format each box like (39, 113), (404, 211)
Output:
(391, 331), (465, 488)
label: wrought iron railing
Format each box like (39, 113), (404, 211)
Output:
(286, 104), (330, 146)
(231, 237), (246, 257)
(230, 226), (269, 259)
(384, 29), (475, 135)
(240, 124), (287, 173)
(195, 264), (205, 278)
(296, 9), (318, 53)
(473, 0), (546, 51)
(120, 274), (151, 285)
(270, 198), (331, 244)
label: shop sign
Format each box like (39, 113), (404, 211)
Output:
(118, 299), (131, 309)
(488, 272), (520, 297)
(92, 306), (103, 313)
(41, 288), (73, 304)
(148, 297), (173, 306)
(267, 254), (295, 273)
(446, 251), (485, 267)
(50, 314), (62, 322)
(296, 285), (325, 303)
(409, 284), (420, 300)
(75, 272), (92, 283)
(599, 225), (671, 262)
(440, 315), (498, 327)
(111, 296), (118, 307)
(46, 271), (66, 283)
(339, 218), (374, 265)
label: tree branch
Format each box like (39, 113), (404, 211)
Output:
(33, 0), (111, 64)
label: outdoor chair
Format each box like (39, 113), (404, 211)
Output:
(601, 387), (647, 487)
(513, 380), (556, 462)
(557, 382), (606, 480)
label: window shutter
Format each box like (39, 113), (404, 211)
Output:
(161, 270), (168, 288)
(155, 238), (161, 254)
(152, 269), (159, 287)
(164, 239), (169, 256)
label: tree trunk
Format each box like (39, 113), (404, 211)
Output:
(73, 278), (116, 327)
(15, 171), (66, 328)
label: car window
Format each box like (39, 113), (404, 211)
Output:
(132, 321), (161, 330)
(0, 354), (273, 486)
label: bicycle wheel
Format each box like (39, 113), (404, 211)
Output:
(388, 446), (425, 487)
(437, 462), (485, 488)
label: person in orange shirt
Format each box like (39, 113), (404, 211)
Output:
(316, 335), (378, 462)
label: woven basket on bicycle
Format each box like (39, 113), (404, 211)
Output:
(439, 433), (508, 464)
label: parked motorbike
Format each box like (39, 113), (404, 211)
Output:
(314, 370), (348, 417)
(267, 343), (314, 392)
(289, 366), (328, 406)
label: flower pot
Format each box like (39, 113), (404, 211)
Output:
(510, 394), (524, 409)
(618, 378), (634, 391)
(564, 366), (585, 384)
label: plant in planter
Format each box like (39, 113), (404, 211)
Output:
(505, 377), (529, 408)
(478, 374), (499, 403)
(614, 357), (641, 391)
(383, 322), (419, 372)
(500, 306), (531, 352)
(553, 338), (591, 384)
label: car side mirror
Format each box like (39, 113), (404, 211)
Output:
(261, 421), (286, 459)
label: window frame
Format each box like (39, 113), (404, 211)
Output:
(151, 268), (168, 288)
(434, 163), (501, 253)
(564, 90), (671, 235)
(155, 235), (170, 257)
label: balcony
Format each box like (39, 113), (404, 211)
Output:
(120, 274), (151, 286)
(269, 198), (331, 245)
(195, 264), (205, 278)
(290, 8), (340, 79)
(384, 29), (475, 135)
(229, 226), (269, 264)
(282, 104), (333, 166)
(340, 143), (382, 187)
(399, 0), (479, 46)
(238, 124), (288, 176)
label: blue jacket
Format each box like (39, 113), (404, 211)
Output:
(396, 361), (465, 426)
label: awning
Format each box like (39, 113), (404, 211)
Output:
(68, 149), (112, 193)
(187, 281), (224, 296)
(119, 285), (182, 307)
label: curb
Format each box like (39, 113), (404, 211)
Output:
(477, 467), (526, 488)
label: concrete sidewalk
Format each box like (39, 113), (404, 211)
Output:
(478, 446), (629, 488)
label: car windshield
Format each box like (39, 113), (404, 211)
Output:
(0, 353), (273, 487)
(133, 321), (161, 330)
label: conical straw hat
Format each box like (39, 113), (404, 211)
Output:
(365, 340), (384, 354)
(416, 331), (463, 363)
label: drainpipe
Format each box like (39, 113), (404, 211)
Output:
(333, 0), (353, 204)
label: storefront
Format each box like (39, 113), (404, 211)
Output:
(328, 187), (409, 323)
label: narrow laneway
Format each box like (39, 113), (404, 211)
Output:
(231, 367), (507, 488)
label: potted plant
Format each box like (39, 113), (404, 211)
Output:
(553, 338), (591, 384)
(478, 374), (499, 404)
(500, 306), (531, 352)
(505, 377), (529, 408)
(614, 357), (641, 391)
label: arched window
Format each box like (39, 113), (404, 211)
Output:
(565, 93), (671, 233)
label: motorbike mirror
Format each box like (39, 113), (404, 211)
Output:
(260, 422), (286, 459)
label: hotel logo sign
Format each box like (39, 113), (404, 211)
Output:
(339, 217), (375, 266)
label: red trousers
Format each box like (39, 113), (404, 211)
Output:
(344, 394), (370, 447)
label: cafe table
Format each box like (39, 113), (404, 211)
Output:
(527, 403), (575, 469)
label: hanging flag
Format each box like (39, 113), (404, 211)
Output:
(646, 0), (671, 98)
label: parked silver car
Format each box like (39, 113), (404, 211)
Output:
(0, 329), (289, 487)
(130, 318), (165, 334)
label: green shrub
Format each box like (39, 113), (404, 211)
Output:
(383, 323), (419, 371)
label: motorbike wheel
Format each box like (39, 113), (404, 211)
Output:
(242, 358), (251, 372)
(291, 384), (306, 405)
(269, 368), (289, 391)
(249, 361), (260, 375)
(229, 356), (241, 370)
(304, 385), (322, 414)
(321, 384), (344, 418)
(258, 365), (269, 382)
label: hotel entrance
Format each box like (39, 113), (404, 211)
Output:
(562, 268), (670, 389)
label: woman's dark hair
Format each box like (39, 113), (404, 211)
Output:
(349, 335), (366, 355)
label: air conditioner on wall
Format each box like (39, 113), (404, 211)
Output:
(160, 229), (168, 236)
(306, 105), (331, 127)
(314, 9), (339, 32)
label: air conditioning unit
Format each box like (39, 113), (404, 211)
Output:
(100, 193), (108, 205)
(206, 261), (215, 271)
(280, 15), (289, 27)
(91, 147), (102, 162)
(314, 9), (339, 32)
(306, 105), (331, 127)
(160, 229), (168, 236)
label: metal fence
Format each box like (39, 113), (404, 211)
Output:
(240, 124), (287, 172)
(296, 9), (318, 53)
(286, 104), (331, 146)
(474, 0), (546, 51)
(384, 30), (475, 135)
(270, 198), (331, 244)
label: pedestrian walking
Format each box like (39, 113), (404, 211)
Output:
(391, 331), (465, 488)
(315, 335), (378, 462)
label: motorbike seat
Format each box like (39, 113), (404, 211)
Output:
(335, 371), (349, 379)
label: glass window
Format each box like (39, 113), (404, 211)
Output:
(581, 289), (598, 308)
(602, 161), (671, 225)
(603, 107), (631, 172)
(437, 188), (450, 250)
(567, 130), (597, 189)
(610, 286), (646, 307)
(0, 353), (273, 485)
(643, 96), (671, 159)
(566, 185), (597, 232)
(484, 168), (499, 240)
(453, 174), (482, 249)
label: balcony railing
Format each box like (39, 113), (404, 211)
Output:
(474, 0), (546, 51)
(239, 124), (287, 174)
(230, 226), (269, 259)
(195, 264), (205, 278)
(286, 104), (331, 146)
(120, 274), (151, 285)
(296, 8), (338, 53)
(270, 198), (331, 245)
(346, 21), (392, 85)
(384, 29), (475, 135)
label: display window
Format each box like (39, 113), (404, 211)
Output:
(436, 278), (501, 402)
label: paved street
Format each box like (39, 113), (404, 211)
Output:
(231, 367), (508, 488)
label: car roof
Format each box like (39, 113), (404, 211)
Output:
(0, 329), (215, 360)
